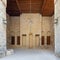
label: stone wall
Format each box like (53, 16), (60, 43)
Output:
(7, 13), (54, 49)
(0, 0), (7, 55)
(6, 14), (11, 48)
(55, 0), (60, 55)
(7, 16), (20, 48)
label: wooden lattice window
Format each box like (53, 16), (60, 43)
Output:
(17, 36), (20, 45)
(47, 36), (51, 45)
(11, 36), (15, 45)
(41, 36), (44, 45)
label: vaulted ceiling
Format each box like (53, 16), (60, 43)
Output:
(7, 0), (54, 16)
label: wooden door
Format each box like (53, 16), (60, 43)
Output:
(41, 36), (44, 45)
(17, 36), (20, 45)
(47, 36), (51, 45)
(11, 36), (15, 45)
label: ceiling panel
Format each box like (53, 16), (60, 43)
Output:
(42, 0), (54, 16)
(7, 0), (54, 16)
(18, 0), (30, 3)
(31, 0), (43, 3)
(19, 3), (30, 11)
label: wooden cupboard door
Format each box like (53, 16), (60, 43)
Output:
(17, 36), (20, 45)
(41, 36), (44, 45)
(47, 36), (51, 45)
(11, 36), (15, 45)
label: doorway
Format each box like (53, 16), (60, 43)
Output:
(35, 34), (40, 47)
(22, 34), (26, 47)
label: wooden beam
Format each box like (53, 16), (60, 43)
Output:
(16, 0), (21, 12)
(41, 0), (54, 16)
(41, 0), (47, 13)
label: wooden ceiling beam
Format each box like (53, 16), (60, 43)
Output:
(41, 0), (47, 14)
(41, 0), (54, 16)
(7, 0), (54, 16)
(16, 0), (21, 12)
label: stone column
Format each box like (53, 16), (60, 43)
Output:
(55, 18), (60, 55)
(0, 0), (7, 57)
(55, 0), (60, 55)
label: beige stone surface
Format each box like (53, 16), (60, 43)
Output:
(7, 13), (54, 49)
(55, 0), (60, 55)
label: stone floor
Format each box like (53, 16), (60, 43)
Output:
(0, 48), (60, 60)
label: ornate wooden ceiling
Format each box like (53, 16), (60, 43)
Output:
(7, 0), (54, 16)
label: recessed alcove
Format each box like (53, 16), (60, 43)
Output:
(22, 34), (27, 47)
